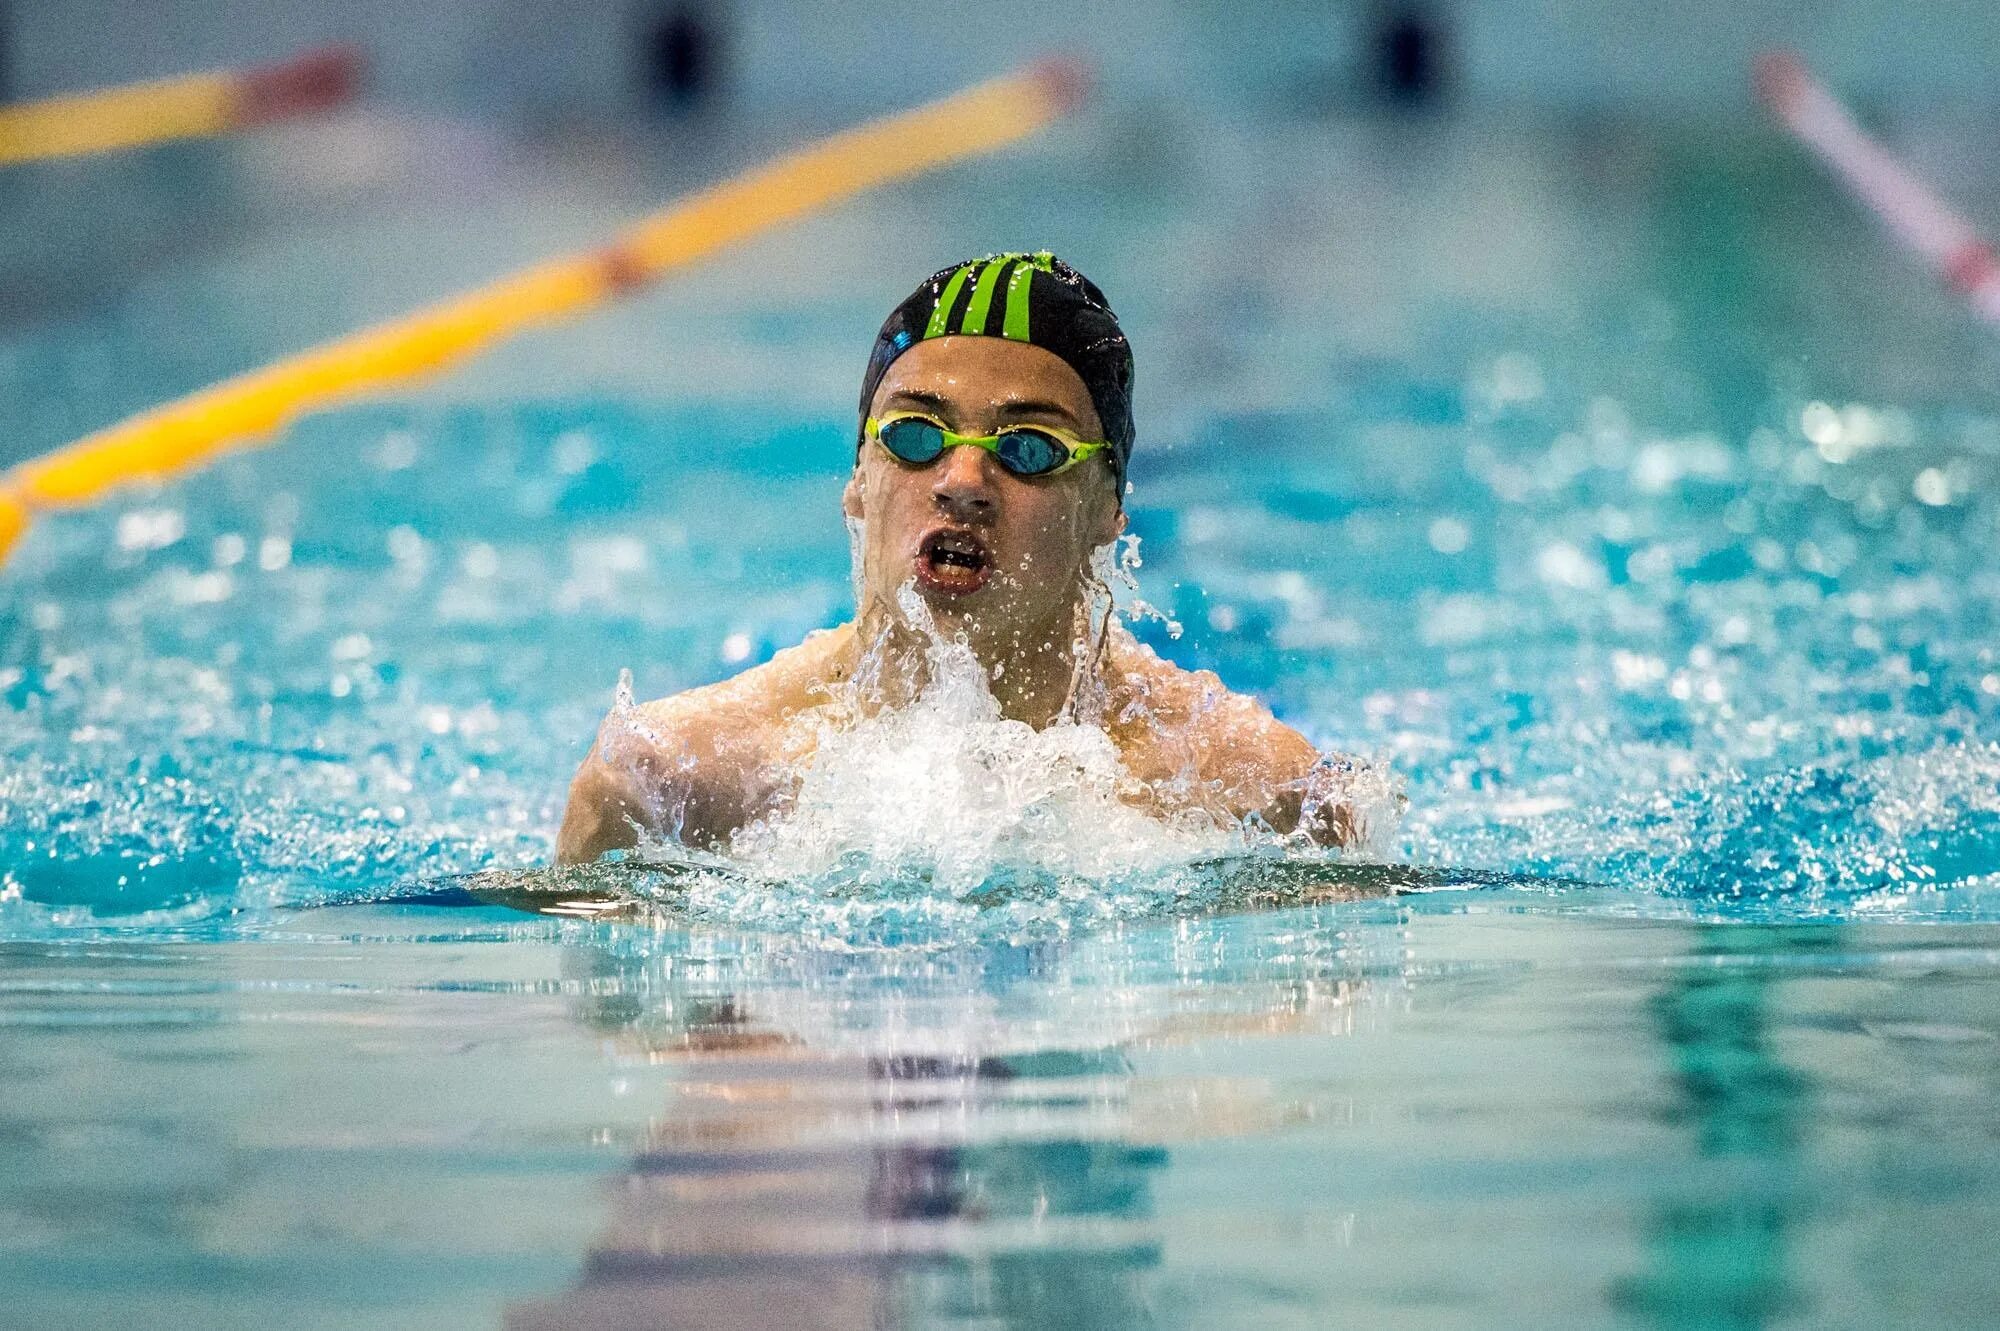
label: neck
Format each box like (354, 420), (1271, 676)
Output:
(849, 589), (1103, 728)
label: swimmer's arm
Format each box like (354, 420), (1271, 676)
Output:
(554, 702), (751, 864)
(554, 737), (652, 864)
(1114, 653), (1362, 846)
(1211, 712), (1360, 848)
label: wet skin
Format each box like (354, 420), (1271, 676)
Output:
(556, 336), (1351, 862)
(848, 334), (1124, 676)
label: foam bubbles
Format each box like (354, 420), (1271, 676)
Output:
(597, 576), (1401, 936)
(726, 583), (1245, 898)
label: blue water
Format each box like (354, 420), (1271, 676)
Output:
(4, 99), (2000, 1326)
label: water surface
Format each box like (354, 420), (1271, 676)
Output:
(4, 95), (2000, 1326)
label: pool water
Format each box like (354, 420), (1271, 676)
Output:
(5, 92), (2000, 1326)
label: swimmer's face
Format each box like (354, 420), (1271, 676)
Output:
(845, 335), (1123, 646)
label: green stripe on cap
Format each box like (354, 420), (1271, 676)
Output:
(924, 263), (975, 339)
(958, 259), (1010, 335)
(1001, 260), (1035, 341)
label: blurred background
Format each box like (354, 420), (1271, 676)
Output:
(12, 0), (2000, 114)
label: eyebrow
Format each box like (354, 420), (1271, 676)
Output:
(880, 389), (1084, 430)
(999, 397), (1083, 426)
(881, 389), (954, 416)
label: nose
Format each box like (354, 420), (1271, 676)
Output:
(931, 442), (997, 522)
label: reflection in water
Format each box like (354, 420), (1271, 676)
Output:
(510, 1050), (1166, 1329)
(1616, 926), (1811, 1327)
(507, 914), (1396, 1330)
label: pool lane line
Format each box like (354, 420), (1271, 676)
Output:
(1756, 50), (2000, 322)
(0, 492), (23, 563)
(0, 45), (364, 168)
(0, 59), (1089, 567)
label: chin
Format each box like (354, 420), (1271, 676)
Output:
(910, 587), (986, 632)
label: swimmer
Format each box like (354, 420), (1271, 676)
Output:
(556, 252), (1362, 862)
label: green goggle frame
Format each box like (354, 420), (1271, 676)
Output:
(864, 411), (1107, 479)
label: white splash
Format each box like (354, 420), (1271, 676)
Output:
(1095, 533), (1182, 639)
(600, 532), (1401, 919)
(727, 584), (1244, 893)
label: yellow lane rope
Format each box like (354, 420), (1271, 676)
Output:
(0, 45), (364, 168)
(0, 59), (1088, 566)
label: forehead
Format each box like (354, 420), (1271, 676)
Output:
(870, 336), (1100, 430)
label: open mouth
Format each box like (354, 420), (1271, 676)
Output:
(915, 527), (994, 596)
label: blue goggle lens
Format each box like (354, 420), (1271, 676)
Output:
(877, 417), (948, 464)
(993, 429), (1066, 476)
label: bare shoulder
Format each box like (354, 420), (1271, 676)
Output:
(1103, 630), (1363, 842)
(1106, 631), (1319, 784)
(556, 626), (855, 862)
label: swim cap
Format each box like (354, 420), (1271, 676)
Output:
(858, 252), (1134, 490)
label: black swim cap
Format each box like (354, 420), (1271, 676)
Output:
(857, 252), (1134, 490)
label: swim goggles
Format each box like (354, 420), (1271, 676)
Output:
(864, 411), (1107, 479)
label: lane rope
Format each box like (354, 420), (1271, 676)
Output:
(1756, 50), (2000, 322)
(0, 45), (363, 168)
(0, 59), (1088, 566)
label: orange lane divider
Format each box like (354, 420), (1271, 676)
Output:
(0, 44), (364, 168)
(0, 59), (1089, 566)
(1757, 50), (2000, 323)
